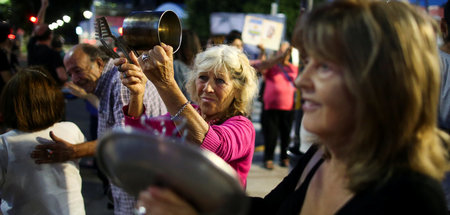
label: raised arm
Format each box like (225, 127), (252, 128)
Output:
(117, 45), (209, 146)
(31, 131), (97, 163)
(115, 51), (149, 118)
(253, 47), (291, 74)
(36, 0), (49, 25)
(65, 81), (100, 109)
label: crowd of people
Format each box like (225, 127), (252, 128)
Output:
(1, 0), (450, 214)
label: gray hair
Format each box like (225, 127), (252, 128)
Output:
(186, 45), (258, 118)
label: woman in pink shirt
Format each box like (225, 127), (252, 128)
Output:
(117, 44), (258, 187)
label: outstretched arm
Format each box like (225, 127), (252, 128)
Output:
(65, 81), (100, 109)
(31, 131), (97, 163)
(253, 47), (291, 74)
(256, 44), (266, 61)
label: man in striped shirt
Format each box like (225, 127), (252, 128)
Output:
(31, 43), (167, 214)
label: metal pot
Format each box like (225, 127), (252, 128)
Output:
(96, 128), (249, 215)
(123, 10), (182, 53)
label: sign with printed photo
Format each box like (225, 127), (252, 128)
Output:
(242, 15), (284, 50)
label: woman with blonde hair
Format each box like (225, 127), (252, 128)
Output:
(133, 1), (450, 214)
(118, 44), (258, 187)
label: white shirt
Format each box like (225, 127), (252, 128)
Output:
(0, 122), (86, 215)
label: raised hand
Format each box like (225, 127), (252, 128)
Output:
(31, 131), (76, 164)
(65, 81), (88, 98)
(115, 51), (148, 97)
(139, 43), (175, 87)
(36, 0), (49, 25)
(64, 81), (99, 108)
(41, 0), (49, 8)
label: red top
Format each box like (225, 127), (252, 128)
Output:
(263, 64), (298, 111)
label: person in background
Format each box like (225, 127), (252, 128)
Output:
(51, 34), (65, 59)
(254, 42), (298, 169)
(438, 0), (450, 211)
(173, 29), (202, 99)
(30, 43), (167, 214)
(224, 30), (267, 64)
(0, 67), (85, 215)
(117, 44), (258, 187)
(135, 1), (450, 214)
(0, 21), (18, 134)
(27, 0), (67, 86)
(0, 22), (16, 93)
(225, 30), (244, 51)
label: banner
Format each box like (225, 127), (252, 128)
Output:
(210, 13), (245, 35)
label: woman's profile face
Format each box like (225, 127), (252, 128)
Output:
(195, 69), (235, 121)
(298, 57), (355, 142)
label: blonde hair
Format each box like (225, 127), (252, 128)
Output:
(186, 45), (258, 119)
(302, 0), (449, 192)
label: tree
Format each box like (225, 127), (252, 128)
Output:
(0, 0), (12, 22)
(186, 0), (246, 42)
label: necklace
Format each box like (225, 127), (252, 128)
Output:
(194, 106), (220, 125)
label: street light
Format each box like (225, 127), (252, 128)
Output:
(49, 23), (58, 30)
(76, 26), (83, 35)
(57, 19), (64, 26)
(83, 10), (93, 19)
(63, 15), (71, 23)
(29, 16), (38, 23)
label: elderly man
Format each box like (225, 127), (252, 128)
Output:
(31, 43), (167, 214)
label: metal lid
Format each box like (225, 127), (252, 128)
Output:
(96, 127), (248, 215)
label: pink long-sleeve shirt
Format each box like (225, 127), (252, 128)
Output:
(122, 105), (255, 188)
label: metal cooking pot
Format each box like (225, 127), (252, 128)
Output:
(96, 128), (248, 215)
(123, 10), (182, 53)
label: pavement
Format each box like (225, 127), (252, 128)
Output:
(65, 97), (290, 214)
